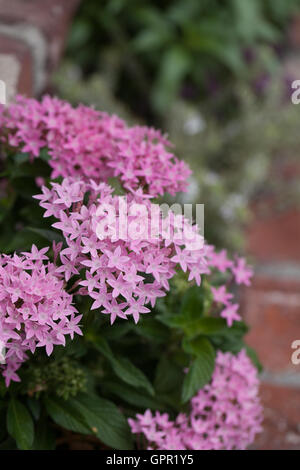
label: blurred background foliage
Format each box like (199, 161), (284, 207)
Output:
(54, 0), (300, 250)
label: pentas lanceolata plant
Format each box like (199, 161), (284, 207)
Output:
(34, 178), (251, 328)
(129, 351), (263, 450)
(33, 177), (206, 325)
(0, 95), (190, 196)
(0, 246), (81, 387)
(0, 96), (262, 451)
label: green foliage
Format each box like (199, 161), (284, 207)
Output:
(65, 0), (300, 116)
(7, 398), (34, 450)
(93, 337), (154, 395)
(181, 337), (216, 402)
(24, 357), (87, 400)
(31, 417), (56, 450)
(45, 392), (134, 450)
(44, 395), (92, 435)
(166, 79), (300, 250)
(68, 394), (133, 450)
(0, 150), (51, 253)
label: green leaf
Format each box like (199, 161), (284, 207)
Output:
(39, 147), (51, 162)
(152, 45), (191, 112)
(180, 285), (206, 318)
(154, 356), (184, 395)
(100, 322), (132, 340)
(7, 398), (34, 450)
(190, 317), (228, 335)
(67, 19), (91, 50)
(103, 381), (164, 411)
(111, 357), (155, 396)
(92, 335), (113, 356)
(27, 226), (64, 243)
(221, 320), (248, 340)
(13, 152), (30, 165)
(44, 395), (91, 435)
(8, 159), (50, 180)
(132, 28), (172, 52)
(31, 418), (56, 450)
(4, 229), (46, 253)
(26, 397), (41, 421)
(72, 394), (133, 450)
(93, 337), (154, 395)
(211, 335), (244, 354)
(10, 177), (39, 199)
(107, 177), (125, 195)
(182, 337), (216, 402)
(245, 345), (263, 373)
(157, 285), (208, 337)
(134, 317), (170, 343)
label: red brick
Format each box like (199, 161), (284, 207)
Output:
(289, 13), (300, 48)
(247, 208), (300, 262)
(254, 383), (300, 450)
(0, 0), (80, 68)
(248, 277), (300, 292)
(0, 34), (33, 95)
(242, 276), (300, 373)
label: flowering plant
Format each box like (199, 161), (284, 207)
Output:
(0, 96), (262, 450)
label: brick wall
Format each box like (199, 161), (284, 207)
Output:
(0, 0), (80, 101)
(244, 174), (300, 449)
(242, 25), (300, 449)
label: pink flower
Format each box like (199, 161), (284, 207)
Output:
(203, 248), (254, 327)
(102, 299), (128, 325)
(0, 246), (82, 386)
(232, 257), (253, 286)
(129, 350), (263, 450)
(221, 303), (241, 327)
(79, 271), (100, 293)
(208, 249), (233, 272)
(170, 246), (190, 272)
(1, 95), (191, 197)
(22, 244), (48, 262)
(126, 298), (151, 324)
(104, 246), (130, 271)
(35, 177), (207, 325)
(211, 285), (233, 305)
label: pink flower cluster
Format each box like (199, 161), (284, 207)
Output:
(206, 246), (254, 327)
(34, 177), (253, 328)
(129, 350), (263, 450)
(35, 177), (207, 324)
(0, 246), (82, 386)
(0, 95), (191, 196)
